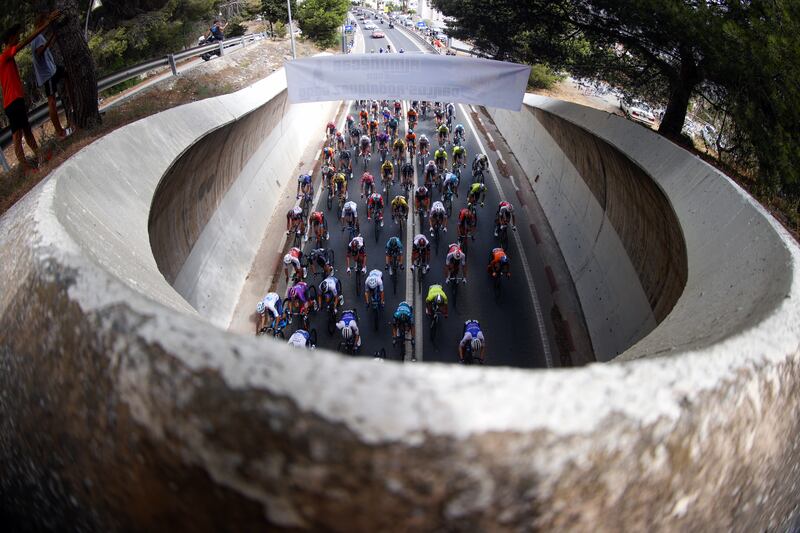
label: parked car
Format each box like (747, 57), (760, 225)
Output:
(372, 30), (385, 38)
(620, 98), (656, 127)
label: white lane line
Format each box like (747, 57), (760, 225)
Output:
(486, 132), (495, 144)
(314, 149), (322, 162)
(459, 103), (553, 368)
(384, 30), (421, 362)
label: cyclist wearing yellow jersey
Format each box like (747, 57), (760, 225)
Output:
(391, 195), (408, 224)
(425, 284), (449, 318)
(332, 172), (347, 198)
(468, 182), (486, 207)
(381, 160), (394, 183)
(437, 124), (449, 147)
(452, 144), (467, 169)
(392, 137), (406, 162)
(434, 147), (448, 174)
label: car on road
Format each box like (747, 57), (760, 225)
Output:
(620, 98), (656, 127)
(372, 30), (385, 39)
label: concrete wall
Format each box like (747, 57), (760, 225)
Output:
(2, 81), (800, 531)
(487, 98), (688, 360)
(149, 88), (335, 327)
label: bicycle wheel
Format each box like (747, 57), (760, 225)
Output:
(493, 272), (502, 300)
(499, 227), (509, 252)
(430, 312), (438, 342)
(373, 304), (380, 331)
(445, 197), (452, 218)
(327, 249), (335, 271)
(326, 191), (333, 211)
(355, 265), (362, 297)
(309, 328), (318, 348)
(449, 278), (459, 307)
(374, 219), (381, 243)
(293, 231), (302, 249)
(392, 268), (397, 295)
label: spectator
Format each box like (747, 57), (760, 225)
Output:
(205, 19), (227, 42)
(30, 11), (70, 138)
(1, 12), (59, 174)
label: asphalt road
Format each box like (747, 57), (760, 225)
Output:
(284, 13), (547, 368)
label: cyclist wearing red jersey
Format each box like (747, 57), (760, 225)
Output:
(488, 247), (511, 277)
(360, 171), (376, 197)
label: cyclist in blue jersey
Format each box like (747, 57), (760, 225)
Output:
(385, 236), (404, 274)
(459, 319), (486, 363)
(392, 301), (416, 345)
(336, 309), (361, 350)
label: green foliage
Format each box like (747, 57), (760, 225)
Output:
(261, 0), (296, 38)
(297, 0), (349, 48)
(226, 19), (247, 38)
(527, 64), (563, 90)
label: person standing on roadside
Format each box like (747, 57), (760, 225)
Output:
(30, 11), (70, 138)
(0, 11), (60, 175)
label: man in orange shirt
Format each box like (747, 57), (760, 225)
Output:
(1, 12), (60, 174)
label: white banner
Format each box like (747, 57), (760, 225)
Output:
(285, 54), (531, 111)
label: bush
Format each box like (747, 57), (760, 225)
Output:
(226, 20), (247, 38)
(297, 0), (349, 48)
(527, 64), (564, 90)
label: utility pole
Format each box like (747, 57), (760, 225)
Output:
(287, 0), (297, 59)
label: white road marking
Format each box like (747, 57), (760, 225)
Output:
(509, 175), (520, 191)
(459, 102), (553, 368)
(314, 149), (322, 162)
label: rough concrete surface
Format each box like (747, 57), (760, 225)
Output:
(1, 67), (800, 531)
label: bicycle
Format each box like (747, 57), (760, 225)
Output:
(321, 291), (339, 335)
(344, 219), (359, 242)
(442, 189), (454, 218)
(460, 343), (483, 365)
(393, 209), (406, 237)
(338, 334), (358, 355)
(446, 274), (465, 307)
(430, 221), (442, 254)
(326, 184), (334, 211)
(371, 209), (383, 243)
(496, 222), (510, 251)
(407, 142), (416, 163)
(457, 226), (470, 255)
(429, 299), (442, 342)
(259, 300), (291, 338)
(362, 151), (371, 171)
(368, 289), (383, 331)
(379, 145), (389, 164)
(472, 167), (485, 185)
(291, 227), (303, 249)
(413, 252), (427, 294)
(289, 287), (318, 331)
(490, 268), (509, 301)
(300, 191), (314, 218)
(337, 191), (347, 213)
(388, 253), (402, 295)
(354, 254), (365, 295)
(393, 321), (414, 361)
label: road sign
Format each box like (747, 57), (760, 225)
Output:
(416, 21), (426, 28)
(345, 25), (353, 32)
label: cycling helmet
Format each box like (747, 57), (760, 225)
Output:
(408, 128), (413, 134)
(283, 254), (293, 265)
(342, 325), (353, 339)
(256, 301), (266, 314)
(453, 249), (463, 260)
(399, 48), (404, 53)
(471, 338), (482, 353)
(366, 276), (379, 290)
(434, 294), (444, 305)
(500, 255), (509, 265)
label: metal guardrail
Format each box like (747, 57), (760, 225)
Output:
(0, 32), (265, 167)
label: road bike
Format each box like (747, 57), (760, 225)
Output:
(338, 334), (358, 355)
(429, 299), (442, 342)
(343, 218), (359, 242)
(472, 167), (485, 185)
(259, 301), (291, 338)
(442, 189), (454, 218)
(368, 288), (383, 331)
(299, 191), (314, 218)
(413, 252), (427, 294)
(430, 220), (442, 254)
(496, 222), (510, 252)
(388, 253), (402, 295)
(289, 286), (318, 331)
(326, 183), (334, 211)
(393, 321), (415, 362)
(353, 253), (365, 295)
(291, 227), (303, 249)
(392, 208), (406, 238)
(490, 268), (510, 301)
(446, 274), (465, 307)
(460, 343), (483, 365)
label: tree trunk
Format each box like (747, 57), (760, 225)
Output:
(658, 52), (699, 138)
(33, 0), (101, 130)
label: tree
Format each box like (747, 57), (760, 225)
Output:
(261, 0), (296, 38)
(296, 0), (349, 48)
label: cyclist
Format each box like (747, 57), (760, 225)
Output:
(359, 107), (369, 128)
(488, 247), (511, 278)
(286, 206), (305, 236)
(385, 236), (404, 274)
(338, 146), (352, 177)
(296, 173), (313, 198)
(287, 329), (314, 349)
(346, 114), (356, 138)
(419, 134), (430, 161)
(393, 99), (402, 119)
(445, 242), (467, 282)
(381, 107), (392, 125)
(322, 146), (335, 166)
(446, 102), (456, 122)
(335, 130), (346, 153)
(381, 159), (394, 185)
(326, 121), (337, 142)
(336, 309), (361, 350)
(434, 105), (444, 126)
(340, 200), (359, 231)
(459, 320), (486, 364)
(457, 207), (477, 241)
(376, 130), (391, 160)
(256, 292), (283, 334)
(308, 247), (333, 277)
(367, 192), (385, 226)
(391, 301), (415, 346)
(400, 160), (415, 189)
(453, 123), (466, 145)
(437, 123), (450, 147)
(350, 123), (362, 149)
(392, 136), (406, 162)
(368, 118), (380, 140)
(467, 182), (487, 207)
(287, 279), (314, 316)
(318, 274), (343, 314)
(414, 185), (430, 215)
(411, 233), (431, 273)
(364, 269), (385, 307)
(472, 153), (489, 178)
(452, 144), (467, 170)
(434, 147), (448, 174)
(443, 171), (460, 198)
(283, 246), (304, 283)
(407, 106), (418, 128)
(307, 210), (329, 243)
(391, 195), (409, 225)
(494, 201), (517, 237)
(387, 115), (399, 139)
(359, 134), (371, 159)
(424, 159), (438, 188)
(332, 171), (347, 200)
(321, 163), (336, 191)
(370, 100), (379, 118)
(360, 171), (376, 197)
(429, 200), (448, 235)
(425, 284), (449, 319)
(346, 235), (368, 274)
(405, 129), (417, 156)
